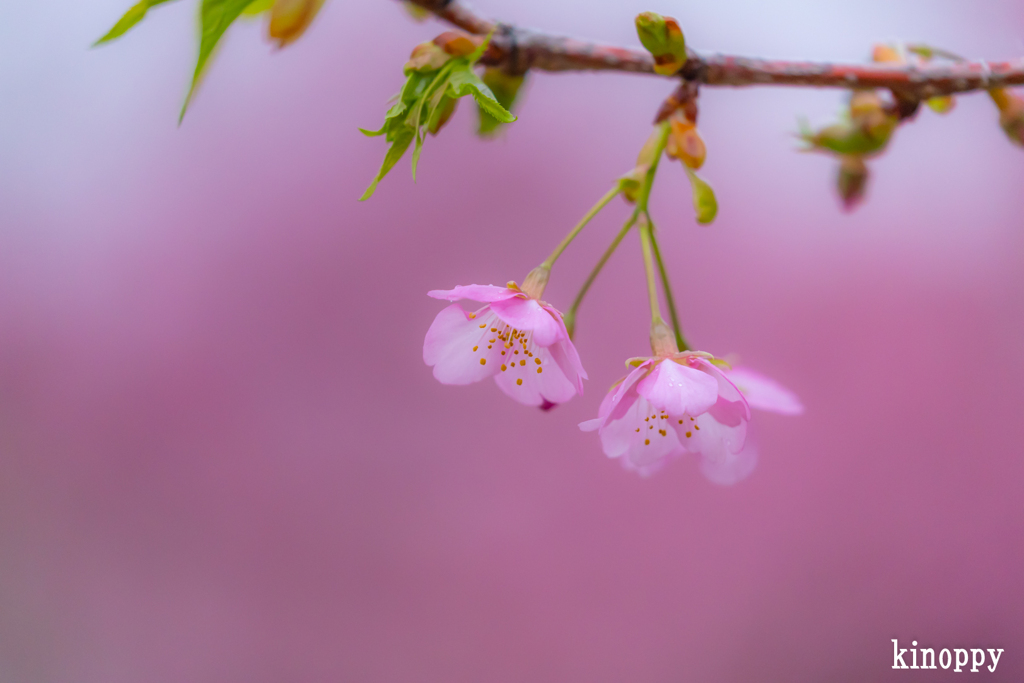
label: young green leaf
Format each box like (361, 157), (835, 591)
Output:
(180, 0), (258, 122)
(477, 68), (524, 136)
(93, 0), (180, 46)
(242, 0), (274, 15)
(446, 64), (515, 124)
(685, 168), (718, 224)
(360, 126), (416, 200)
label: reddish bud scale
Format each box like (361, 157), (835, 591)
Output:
(665, 112), (706, 170)
(433, 30), (481, 57)
(990, 88), (1024, 146)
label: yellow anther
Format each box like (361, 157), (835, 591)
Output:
(501, 364), (507, 371)
(516, 379), (523, 386)
(685, 431), (692, 437)
(480, 358), (486, 365)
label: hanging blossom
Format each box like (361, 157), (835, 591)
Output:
(580, 320), (802, 482)
(423, 269), (587, 408)
(580, 345), (749, 478)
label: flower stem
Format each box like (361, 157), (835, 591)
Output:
(563, 212), (637, 337)
(648, 222), (688, 351)
(638, 216), (663, 325)
(541, 185), (622, 270)
(564, 121), (670, 338)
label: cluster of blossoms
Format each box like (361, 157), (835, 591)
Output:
(423, 268), (802, 483)
(421, 12), (806, 484)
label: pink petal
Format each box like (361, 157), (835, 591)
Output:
(427, 284), (518, 303)
(423, 305), (505, 385)
(600, 362), (653, 424)
(621, 451), (681, 477)
(693, 358), (751, 423)
(547, 337), (587, 395)
(490, 297), (562, 347)
(673, 409), (748, 464)
(699, 436), (759, 486)
(636, 359), (718, 417)
(596, 388), (686, 467)
(493, 343), (577, 407)
(578, 363), (649, 434)
(725, 367), (804, 415)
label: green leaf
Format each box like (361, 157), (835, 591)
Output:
(685, 168), (718, 224)
(242, 0), (273, 15)
(360, 126), (416, 201)
(180, 0), (257, 123)
(93, 0), (180, 46)
(446, 64), (515, 124)
(465, 29), (495, 64)
(477, 68), (524, 136)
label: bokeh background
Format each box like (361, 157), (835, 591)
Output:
(2, 0), (1023, 680)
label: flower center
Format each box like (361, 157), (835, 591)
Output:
(470, 309), (546, 385)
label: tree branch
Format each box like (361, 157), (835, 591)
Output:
(404, 0), (1024, 97)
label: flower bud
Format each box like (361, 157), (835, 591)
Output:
(802, 92), (897, 157)
(405, 40), (450, 73)
(925, 95), (955, 114)
(685, 168), (717, 224)
(836, 155), (868, 211)
(620, 167), (645, 204)
(848, 90), (884, 119)
(268, 0), (325, 48)
(635, 12), (687, 76)
(871, 44), (903, 64)
(989, 88), (1024, 147)
(665, 111), (706, 170)
(433, 30), (481, 57)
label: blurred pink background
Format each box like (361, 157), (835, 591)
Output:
(1, 0), (1023, 680)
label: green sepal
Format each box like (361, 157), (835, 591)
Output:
(180, 0), (260, 123)
(93, 0), (180, 46)
(685, 168), (718, 224)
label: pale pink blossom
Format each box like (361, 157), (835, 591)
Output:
(580, 352), (750, 477)
(423, 283), (587, 407)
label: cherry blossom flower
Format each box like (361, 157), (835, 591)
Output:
(579, 351), (749, 477)
(423, 282), (587, 407)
